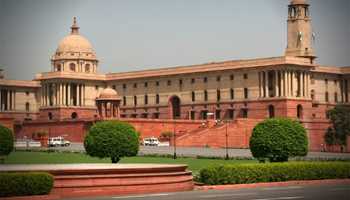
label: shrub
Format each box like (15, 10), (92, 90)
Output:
(249, 118), (308, 162)
(199, 162), (350, 185)
(0, 125), (14, 162)
(84, 121), (139, 163)
(0, 172), (54, 197)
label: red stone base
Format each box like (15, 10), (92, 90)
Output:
(0, 164), (194, 199)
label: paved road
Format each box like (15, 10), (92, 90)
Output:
(64, 184), (350, 200)
(49, 143), (350, 160)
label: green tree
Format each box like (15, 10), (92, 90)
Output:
(84, 121), (139, 163)
(0, 125), (14, 163)
(326, 105), (350, 146)
(249, 118), (308, 162)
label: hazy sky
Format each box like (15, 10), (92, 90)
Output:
(0, 0), (349, 80)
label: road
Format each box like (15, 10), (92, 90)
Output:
(50, 143), (350, 160)
(64, 184), (350, 200)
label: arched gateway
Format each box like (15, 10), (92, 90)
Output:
(169, 96), (181, 119)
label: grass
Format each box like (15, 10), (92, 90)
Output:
(4, 151), (257, 173)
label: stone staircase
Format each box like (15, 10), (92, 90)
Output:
(176, 118), (263, 148)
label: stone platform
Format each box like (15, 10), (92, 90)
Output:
(0, 164), (194, 198)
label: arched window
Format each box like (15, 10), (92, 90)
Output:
(85, 64), (90, 72)
(71, 112), (78, 119)
(25, 102), (30, 112)
(56, 64), (61, 71)
(297, 105), (303, 119)
(268, 105), (275, 118)
(69, 63), (76, 71)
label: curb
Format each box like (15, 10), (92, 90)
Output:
(195, 179), (350, 191)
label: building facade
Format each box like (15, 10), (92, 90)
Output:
(0, 0), (349, 149)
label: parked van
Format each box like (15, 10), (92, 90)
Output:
(48, 137), (70, 147)
(142, 137), (160, 146)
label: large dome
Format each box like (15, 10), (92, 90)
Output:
(98, 88), (120, 100)
(54, 17), (96, 57)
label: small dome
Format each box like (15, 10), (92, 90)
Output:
(98, 88), (120, 100)
(291, 0), (308, 5)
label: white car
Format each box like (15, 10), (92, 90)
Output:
(143, 137), (160, 146)
(48, 137), (70, 147)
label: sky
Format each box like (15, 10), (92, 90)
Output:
(0, 0), (349, 80)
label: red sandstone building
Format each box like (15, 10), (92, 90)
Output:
(0, 0), (349, 152)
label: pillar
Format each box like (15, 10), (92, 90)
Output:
(12, 90), (15, 110)
(0, 88), (2, 110)
(274, 70), (278, 97)
(83, 84), (85, 106)
(265, 71), (269, 98)
(77, 84), (80, 106)
(258, 72), (262, 98)
(67, 84), (71, 106)
(282, 71), (286, 97)
(63, 84), (66, 106)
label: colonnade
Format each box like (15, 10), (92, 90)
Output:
(340, 79), (349, 103)
(258, 70), (310, 98)
(97, 101), (120, 119)
(41, 82), (86, 107)
(0, 88), (16, 111)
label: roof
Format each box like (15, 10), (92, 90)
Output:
(0, 79), (40, 88)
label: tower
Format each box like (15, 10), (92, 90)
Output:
(285, 0), (316, 63)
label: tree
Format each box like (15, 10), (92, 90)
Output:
(84, 121), (139, 163)
(0, 125), (14, 163)
(160, 131), (173, 141)
(249, 118), (308, 162)
(326, 105), (350, 146)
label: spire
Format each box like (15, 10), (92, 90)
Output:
(70, 17), (80, 35)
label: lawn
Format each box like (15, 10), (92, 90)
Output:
(4, 151), (256, 173)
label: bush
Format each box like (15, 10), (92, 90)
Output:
(0, 172), (54, 197)
(249, 118), (308, 162)
(84, 121), (139, 163)
(0, 125), (14, 161)
(199, 162), (350, 185)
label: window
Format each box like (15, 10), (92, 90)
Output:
(268, 105), (275, 118)
(71, 112), (78, 119)
(334, 92), (338, 102)
(190, 111), (195, 120)
(191, 91), (195, 102)
(156, 81), (159, 86)
(310, 90), (315, 100)
(217, 89), (221, 101)
(123, 96), (126, 106)
(216, 76), (221, 82)
(167, 80), (171, 86)
(123, 84), (126, 89)
(297, 105), (303, 119)
(133, 83), (137, 88)
(112, 85), (116, 89)
(204, 77), (208, 83)
(191, 78), (195, 84)
(242, 109), (248, 118)
(334, 80), (338, 86)
(230, 74), (234, 80)
(325, 79), (328, 85)
(156, 94), (160, 104)
(95, 85), (99, 90)
(85, 64), (90, 72)
(230, 89), (234, 100)
(144, 82), (148, 88)
(244, 88), (249, 99)
(134, 96), (137, 106)
(325, 92), (329, 102)
(204, 90), (208, 101)
(144, 95), (148, 105)
(56, 64), (62, 71)
(26, 91), (29, 96)
(48, 112), (53, 120)
(243, 74), (248, 79)
(69, 63), (76, 71)
(228, 110), (234, 119)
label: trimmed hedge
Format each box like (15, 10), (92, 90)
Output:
(199, 162), (350, 185)
(0, 125), (14, 157)
(0, 172), (54, 197)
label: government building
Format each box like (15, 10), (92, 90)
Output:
(0, 0), (349, 151)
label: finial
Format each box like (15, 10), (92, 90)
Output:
(70, 17), (80, 34)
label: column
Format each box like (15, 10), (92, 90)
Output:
(303, 72), (307, 97)
(7, 90), (11, 110)
(281, 71), (286, 97)
(265, 71), (269, 98)
(258, 72), (262, 98)
(63, 84), (67, 106)
(12, 90), (15, 110)
(83, 84), (85, 106)
(46, 84), (49, 106)
(274, 70), (278, 97)
(0, 88), (2, 110)
(67, 84), (71, 106)
(53, 84), (56, 106)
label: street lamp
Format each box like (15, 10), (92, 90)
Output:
(225, 120), (230, 160)
(173, 118), (177, 159)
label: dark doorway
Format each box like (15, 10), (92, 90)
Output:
(170, 96), (181, 119)
(297, 105), (303, 119)
(268, 105), (275, 118)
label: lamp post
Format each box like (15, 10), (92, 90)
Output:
(173, 118), (177, 159)
(225, 120), (229, 160)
